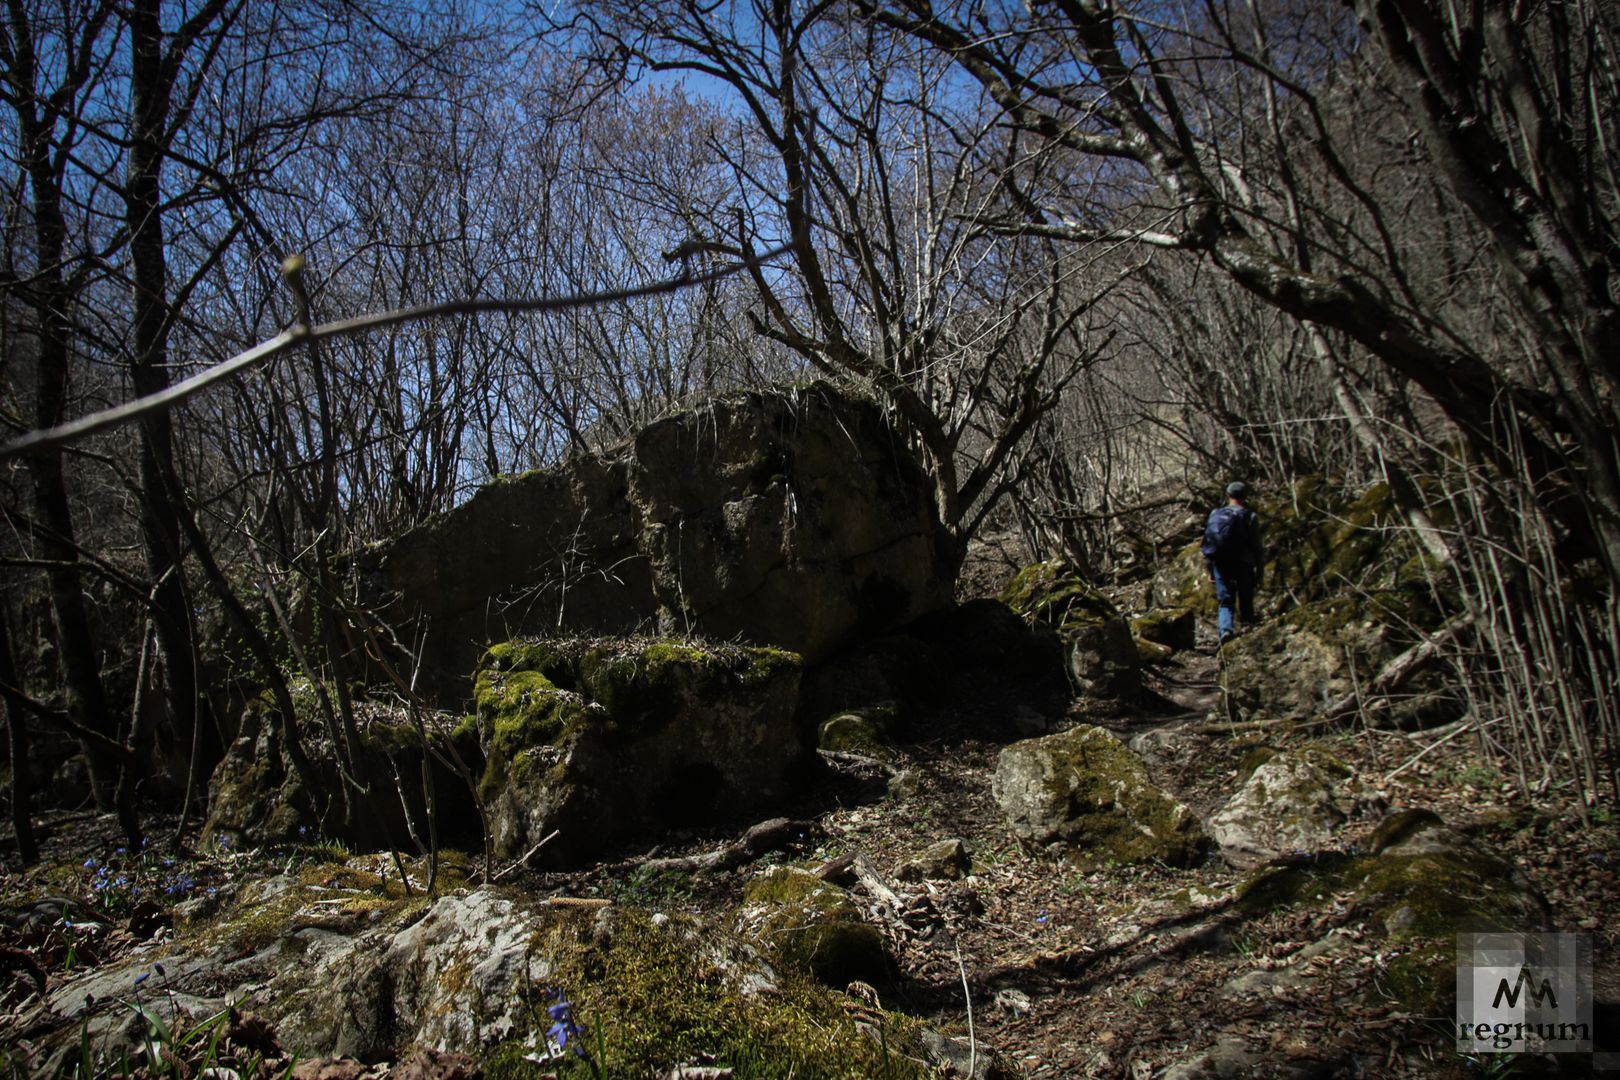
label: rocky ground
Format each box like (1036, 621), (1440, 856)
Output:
(3, 633), (1615, 1078)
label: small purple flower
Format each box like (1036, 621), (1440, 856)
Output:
(546, 991), (589, 1059)
(83, 857), (98, 869)
(133, 972), (149, 986)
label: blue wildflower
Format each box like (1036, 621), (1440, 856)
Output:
(133, 972), (149, 986)
(84, 857), (98, 869)
(546, 991), (589, 1059)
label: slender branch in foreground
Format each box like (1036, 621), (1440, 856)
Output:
(0, 244), (795, 462)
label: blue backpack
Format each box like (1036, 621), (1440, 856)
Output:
(1201, 505), (1255, 562)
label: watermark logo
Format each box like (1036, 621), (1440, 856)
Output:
(1457, 933), (1592, 1054)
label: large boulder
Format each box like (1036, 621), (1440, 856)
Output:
(1218, 589), (1450, 727)
(992, 725), (1209, 866)
(202, 690), (482, 852)
(999, 562), (1140, 698)
(470, 637), (805, 867)
(352, 385), (958, 699)
(1207, 749), (1368, 868)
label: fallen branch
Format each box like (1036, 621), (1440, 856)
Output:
(491, 829), (560, 881)
(1315, 612), (1475, 724)
(608, 817), (818, 877)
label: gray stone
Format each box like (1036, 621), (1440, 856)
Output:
(1207, 751), (1362, 868)
(992, 726), (1209, 866)
(895, 838), (971, 881)
(352, 385), (958, 700)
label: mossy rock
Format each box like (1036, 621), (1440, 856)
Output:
(1131, 606), (1197, 651)
(473, 636), (806, 867)
(1000, 560), (1120, 641)
(992, 725), (1209, 866)
(1235, 815), (1549, 1018)
(1150, 477), (1457, 621)
(737, 866), (894, 989)
(1219, 588), (1445, 726)
(107, 881), (934, 1077)
(1208, 749), (1363, 868)
(817, 710), (897, 759)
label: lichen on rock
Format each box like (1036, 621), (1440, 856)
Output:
(1208, 749), (1369, 868)
(992, 725), (1209, 866)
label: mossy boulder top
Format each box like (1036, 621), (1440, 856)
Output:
(351, 384), (958, 700)
(735, 865), (893, 989)
(1000, 562), (1140, 698)
(992, 725), (1209, 866)
(470, 637), (805, 867)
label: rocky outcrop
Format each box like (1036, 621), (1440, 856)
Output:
(734, 866), (893, 988)
(992, 725), (1209, 866)
(1218, 590), (1451, 727)
(202, 692), (481, 852)
(470, 638), (805, 867)
(351, 385), (958, 699)
(1207, 749), (1370, 868)
(32, 879), (941, 1076)
(1000, 562), (1140, 698)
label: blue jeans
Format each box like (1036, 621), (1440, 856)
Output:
(1210, 562), (1258, 638)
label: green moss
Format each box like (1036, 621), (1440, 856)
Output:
(1000, 561), (1120, 641)
(817, 712), (894, 758)
(741, 868), (893, 989)
(1020, 726), (1209, 867)
(739, 646), (804, 687)
(484, 906), (926, 1079)
(479, 640), (578, 690)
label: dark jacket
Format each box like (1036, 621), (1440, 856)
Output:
(1201, 504), (1265, 571)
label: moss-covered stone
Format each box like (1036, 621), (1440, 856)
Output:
(1131, 606), (1197, 651)
(473, 636), (805, 867)
(1209, 749), (1364, 868)
(1000, 560), (1120, 640)
(1233, 815), (1549, 1017)
(993, 725), (1209, 866)
(1149, 476), (1458, 623)
(737, 867), (894, 989)
(817, 711), (896, 758)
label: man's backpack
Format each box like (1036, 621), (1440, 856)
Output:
(1201, 505), (1254, 562)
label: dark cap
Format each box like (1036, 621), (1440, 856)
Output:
(1226, 481), (1249, 498)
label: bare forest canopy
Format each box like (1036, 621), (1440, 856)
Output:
(2, 0), (1617, 857)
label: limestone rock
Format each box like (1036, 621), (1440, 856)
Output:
(734, 866), (892, 988)
(999, 562), (1140, 698)
(472, 638), (804, 867)
(352, 385), (957, 699)
(895, 838), (971, 881)
(1208, 750), (1362, 868)
(992, 726), (1209, 866)
(1217, 589), (1452, 727)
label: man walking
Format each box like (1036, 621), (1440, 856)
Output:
(1202, 481), (1265, 644)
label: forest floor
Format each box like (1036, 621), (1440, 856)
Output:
(2, 641), (1618, 1078)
